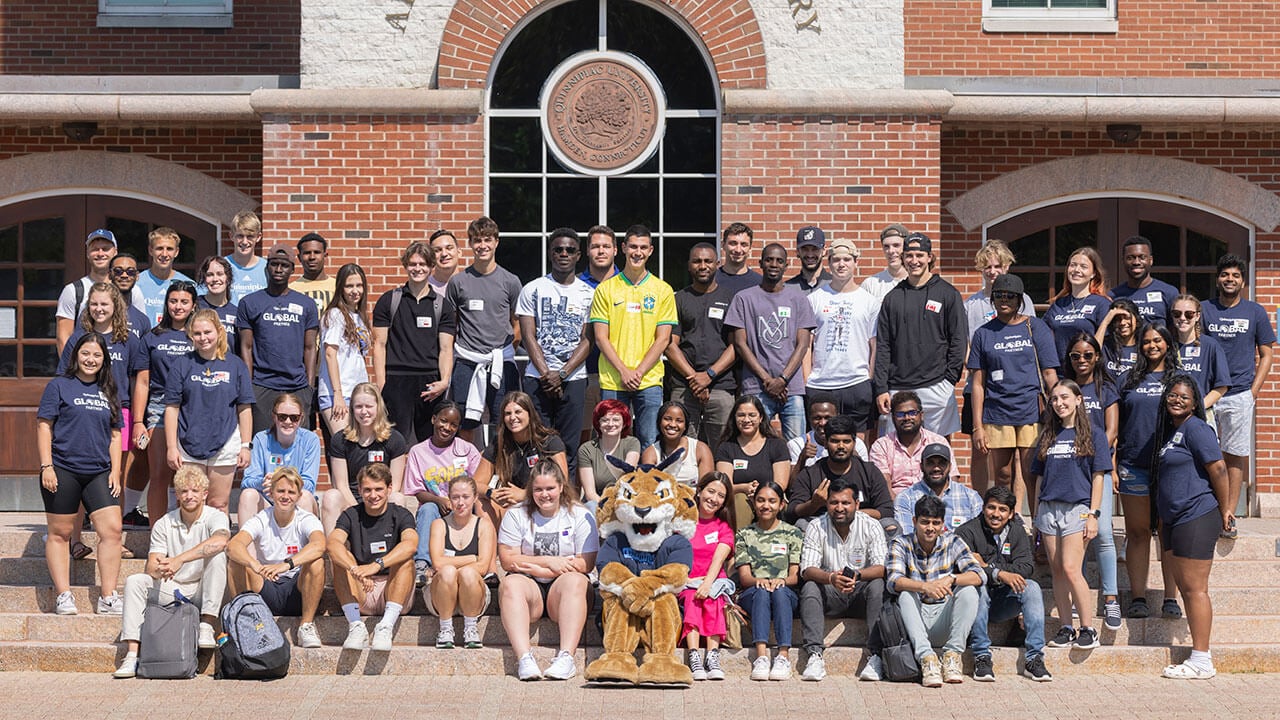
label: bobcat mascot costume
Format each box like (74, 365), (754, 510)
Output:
(584, 451), (697, 686)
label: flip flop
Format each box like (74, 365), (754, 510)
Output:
(70, 541), (93, 560)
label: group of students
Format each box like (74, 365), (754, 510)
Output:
(35, 213), (1268, 684)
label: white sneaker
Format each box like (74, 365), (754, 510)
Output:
(112, 655), (138, 679)
(343, 621), (369, 650)
(297, 621), (321, 648)
(750, 655), (771, 681)
(197, 622), (217, 649)
(800, 654), (826, 681)
(436, 623), (455, 649)
(96, 593), (123, 616)
(371, 622), (395, 652)
(544, 651), (577, 680)
(768, 655), (792, 681)
(859, 655), (884, 682)
(517, 651), (542, 681)
(54, 591), (77, 616)
(462, 623), (482, 649)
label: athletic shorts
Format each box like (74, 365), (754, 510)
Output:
(1160, 509), (1222, 560)
(259, 572), (304, 616)
(42, 467), (115, 516)
(1214, 391), (1254, 457)
(1035, 499), (1089, 537)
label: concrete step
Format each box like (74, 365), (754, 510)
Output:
(2, 639), (1278, 677)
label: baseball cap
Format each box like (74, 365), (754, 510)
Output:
(796, 226), (826, 249)
(828, 239), (859, 258)
(903, 232), (932, 254)
(880, 224), (909, 241)
(992, 273), (1024, 296)
(86, 229), (117, 247)
(266, 243), (297, 265)
(922, 443), (951, 461)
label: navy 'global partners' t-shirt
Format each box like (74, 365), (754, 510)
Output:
(164, 353), (254, 459)
(1154, 416), (1222, 526)
(236, 288), (320, 390)
(1110, 279), (1178, 325)
(1043, 293), (1111, 366)
(966, 316), (1059, 426)
(1118, 371), (1166, 469)
(38, 375), (121, 474)
(1177, 336), (1230, 398)
(58, 329), (145, 409)
(142, 328), (194, 398)
(1079, 380), (1119, 439)
(1202, 299), (1276, 397)
(1031, 425), (1112, 506)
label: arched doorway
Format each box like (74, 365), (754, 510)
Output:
(485, 0), (720, 289)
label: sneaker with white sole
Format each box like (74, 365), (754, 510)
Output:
(859, 655), (884, 682)
(112, 655), (138, 679)
(769, 655), (792, 681)
(1074, 626), (1100, 650)
(972, 654), (995, 682)
(297, 621), (321, 648)
(687, 649), (707, 681)
(343, 621), (369, 650)
(1022, 655), (1053, 682)
(544, 651), (577, 680)
(1047, 625), (1076, 648)
(462, 624), (482, 649)
(1104, 599), (1123, 631)
(198, 622), (217, 649)
(96, 593), (123, 616)
(941, 650), (964, 683)
(54, 591), (77, 616)
(800, 654), (826, 682)
(517, 652), (542, 681)
(704, 648), (725, 680)
(371, 622), (394, 652)
(920, 653), (943, 688)
(750, 655), (771, 681)
(436, 624), (455, 649)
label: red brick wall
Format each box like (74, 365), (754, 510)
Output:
(0, 0), (298, 75)
(0, 124), (262, 201)
(941, 128), (1280, 492)
(906, 0), (1280, 77)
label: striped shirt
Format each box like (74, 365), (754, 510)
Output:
(800, 512), (887, 574)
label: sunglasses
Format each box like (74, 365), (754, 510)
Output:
(1172, 310), (1199, 320)
(551, 246), (579, 255)
(991, 291), (1020, 301)
(893, 409), (921, 419)
(110, 267), (138, 277)
(274, 413), (301, 424)
(1068, 351), (1097, 361)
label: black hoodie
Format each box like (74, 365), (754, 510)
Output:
(873, 273), (967, 395)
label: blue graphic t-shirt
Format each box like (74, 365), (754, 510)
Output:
(226, 255), (268, 306)
(142, 328), (194, 397)
(1110, 279), (1178, 325)
(164, 353), (254, 459)
(1044, 293), (1111, 366)
(1177, 335), (1230, 398)
(57, 329), (146, 409)
(236, 288), (320, 391)
(1202, 299), (1276, 396)
(1154, 416), (1222, 526)
(1079, 380), (1119, 439)
(967, 316), (1059, 426)
(1031, 425), (1112, 506)
(37, 375), (121, 475)
(131, 269), (195, 328)
(1118, 371), (1166, 469)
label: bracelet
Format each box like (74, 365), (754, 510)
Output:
(39, 463), (53, 471)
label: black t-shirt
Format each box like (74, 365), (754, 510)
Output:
(329, 429), (409, 496)
(786, 457), (894, 522)
(335, 502), (416, 571)
(482, 434), (568, 489)
(371, 284), (457, 375)
(714, 268), (763, 296)
(714, 437), (789, 488)
(672, 284), (737, 392)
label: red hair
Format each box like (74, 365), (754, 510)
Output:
(592, 399), (633, 437)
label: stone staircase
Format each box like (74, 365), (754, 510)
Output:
(0, 512), (1277, 677)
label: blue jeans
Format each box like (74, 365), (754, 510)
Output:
(756, 393), (806, 442)
(602, 385), (663, 449)
(1086, 474), (1118, 597)
(899, 586), (979, 661)
(414, 501), (443, 564)
(740, 585), (798, 647)
(970, 580), (1046, 661)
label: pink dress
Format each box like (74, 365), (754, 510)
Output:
(679, 516), (734, 640)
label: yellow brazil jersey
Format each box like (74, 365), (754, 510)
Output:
(588, 271), (677, 391)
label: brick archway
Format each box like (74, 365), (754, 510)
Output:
(436, 0), (766, 90)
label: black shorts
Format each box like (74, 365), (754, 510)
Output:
(960, 390), (975, 436)
(258, 573), (304, 616)
(42, 467), (115, 516)
(806, 381), (877, 431)
(1160, 509), (1221, 561)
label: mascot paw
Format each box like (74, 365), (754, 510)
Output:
(584, 652), (640, 684)
(638, 653), (694, 686)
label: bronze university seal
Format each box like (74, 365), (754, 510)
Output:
(541, 51), (667, 176)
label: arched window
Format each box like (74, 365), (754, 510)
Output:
(486, 0), (719, 289)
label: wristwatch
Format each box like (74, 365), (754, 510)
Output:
(375, 557), (386, 570)
(705, 367), (718, 381)
(1088, 508), (1102, 518)
(284, 557), (295, 570)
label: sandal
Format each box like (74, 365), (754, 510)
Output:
(69, 541), (93, 560)
(120, 545), (135, 559)
(1162, 598), (1183, 619)
(1127, 597), (1150, 618)
(1162, 661), (1216, 680)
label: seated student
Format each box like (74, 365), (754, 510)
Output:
(886, 494), (984, 688)
(787, 400), (868, 481)
(426, 475), (496, 650)
(226, 467), (327, 649)
(640, 400), (714, 487)
(870, 391), (959, 499)
(498, 459), (598, 681)
(327, 463), (418, 653)
(796, 476), (887, 682)
(113, 466), (229, 678)
(956, 486), (1050, 683)
(735, 481), (803, 682)
(786, 415), (896, 534)
(238, 393), (321, 522)
(319, 382), (408, 535)
(477, 391), (569, 525)
(577, 399), (642, 507)
(716, 395), (791, 529)
(402, 402), (482, 585)
(893, 444), (983, 534)
(680, 472), (736, 681)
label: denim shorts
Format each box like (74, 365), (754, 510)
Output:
(1117, 465), (1151, 496)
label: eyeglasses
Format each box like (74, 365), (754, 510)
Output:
(1172, 310), (1198, 320)
(274, 413), (301, 424)
(991, 292), (1020, 301)
(893, 410), (921, 419)
(110, 267), (138, 277)
(1068, 351), (1097, 361)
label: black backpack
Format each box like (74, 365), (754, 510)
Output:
(216, 592), (290, 680)
(871, 594), (920, 682)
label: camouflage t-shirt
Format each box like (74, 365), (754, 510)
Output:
(733, 522), (804, 580)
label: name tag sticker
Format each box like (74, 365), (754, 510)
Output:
(951, 516), (963, 527)
(983, 310), (995, 321)
(778, 307), (791, 318)
(416, 316), (432, 328)
(708, 306), (725, 320)
(286, 545), (299, 555)
(453, 457), (469, 469)
(1083, 304), (1095, 313)
(370, 540), (388, 554)
(527, 454), (540, 467)
(1185, 345), (1200, 358)
(1146, 292), (1161, 303)
(733, 459), (748, 470)
(1001, 542), (1011, 556)
(443, 548), (456, 557)
(269, 454), (284, 466)
(368, 450), (385, 463)
(467, 299), (485, 311)
(288, 303), (304, 315)
(703, 531), (719, 544)
(926, 300), (942, 313)
(990, 369), (1004, 382)
(627, 302), (642, 314)
(769, 543), (788, 556)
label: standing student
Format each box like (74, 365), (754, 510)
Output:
(715, 222), (764, 295)
(38, 332), (124, 617)
(196, 255), (239, 352)
(1043, 247), (1111, 366)
(1109, 235), (1179, 325)
(1201, 254), (1275, 538)
(132, 227), (194, 328)
(225, 210), (268, 305)
(1170, 294), (1229, 411)
(56, 229), (117, 353)
(319, 383), (408, 535)
(785, 225), (832, 295)
(110, 253), (153, 339)
(858, 224), (909, 303)
(109, 254), (153, 528)
(428, 229), (462, 294)
(237, 244), (321, 433)
(318, 263), (372, 436)
(162, 308), (254, 512)
(1097, 298), (1142, 379)
(291, 232), (336, 314)
(735, 481), (804, 681)
(578, 225), (618, 444)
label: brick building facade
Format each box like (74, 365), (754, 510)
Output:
(2, 0), (1279, 515)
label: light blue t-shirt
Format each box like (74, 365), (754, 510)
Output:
(226, 255), (268, 306)
(131, 268), (194, 328)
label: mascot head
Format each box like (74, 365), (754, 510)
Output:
(598, 450), (697, 552)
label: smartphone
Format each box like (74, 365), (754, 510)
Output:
(135, 430), (150, 450)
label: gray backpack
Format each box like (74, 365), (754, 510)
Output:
(137, 591), (199, 679)
(217, 592), (290, 680)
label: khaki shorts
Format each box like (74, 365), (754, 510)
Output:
(358, 575), (390, 616)
(983, 423), (1040, 449)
